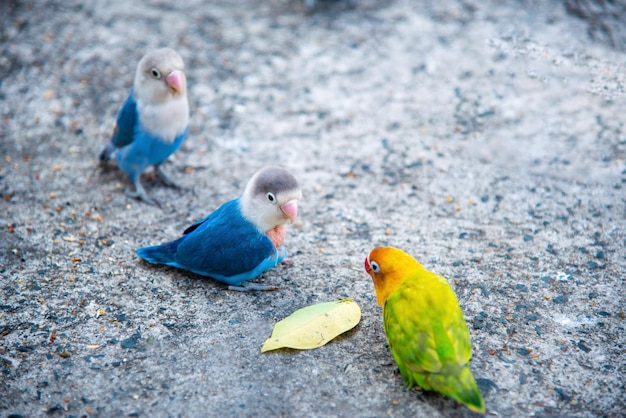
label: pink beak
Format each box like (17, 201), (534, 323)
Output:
(280, 200), (298, 224)
(364, 256), (371, 273)
(166, 70), (185, 95)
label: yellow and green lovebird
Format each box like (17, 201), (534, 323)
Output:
(364, 246), (485, 414)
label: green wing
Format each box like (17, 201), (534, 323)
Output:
(383, 269), (472, 387)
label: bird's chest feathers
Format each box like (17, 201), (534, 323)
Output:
(137, 97), (189, 144)
(265, 224), (286, 248)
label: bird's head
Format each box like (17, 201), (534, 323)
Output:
(134, 48), (187, 103)
(240, 166), (302, 233)
(365, 246), (422, 306)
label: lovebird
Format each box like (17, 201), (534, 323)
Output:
(364, 247), (486, 414)
(136, 166), (302, 291)
(99, 48), (189, 205)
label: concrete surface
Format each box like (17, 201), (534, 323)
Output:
(1, 0), (625, 417)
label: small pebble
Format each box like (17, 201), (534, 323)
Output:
(47, 405), (63, 414)
(475, 378), (499, 393)
(554, 387), (572, 401)
(577, 340), (591, 353)
(120, 336), (138, 349)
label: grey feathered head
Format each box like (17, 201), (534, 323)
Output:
(240, 166), (302, 232)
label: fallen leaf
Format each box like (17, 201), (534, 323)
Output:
(261, 298), (361, 352)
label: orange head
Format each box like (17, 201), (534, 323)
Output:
(364, 246), (423, 306)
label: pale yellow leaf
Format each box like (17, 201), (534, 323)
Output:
(261, 298), (361, 352)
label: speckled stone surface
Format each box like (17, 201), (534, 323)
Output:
(1, 0), (625, 416)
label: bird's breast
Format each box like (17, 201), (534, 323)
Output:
(137, 97), (189, 144)
(265, 224), (287, 248)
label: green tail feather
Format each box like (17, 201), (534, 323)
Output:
(416, 365), (486, 414)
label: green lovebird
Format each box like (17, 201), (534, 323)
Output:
(364, 246), (486, 414)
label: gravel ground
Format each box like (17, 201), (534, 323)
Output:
(1, 0), (625, 417)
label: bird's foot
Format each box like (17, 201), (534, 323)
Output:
(126, 183), (160, 207)
(279, 258), (294, 267)
(155, 165), (180, 189)
(228, 282), (279, 292)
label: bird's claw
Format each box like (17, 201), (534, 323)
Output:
(155, 165), (180, 189)
(126, 183), (161, 208)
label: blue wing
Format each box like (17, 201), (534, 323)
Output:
(176, 199), (276, 276)
(136, 199), (282, 285)
(111, 91), (138, 148)
(182, 211), (212, 235)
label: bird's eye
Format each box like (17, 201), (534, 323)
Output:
(370, 261), (380, 273)
(150, 67), (161, 79)
(266, 192), (277, 204)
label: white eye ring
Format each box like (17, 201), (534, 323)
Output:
(150, 67), (161, 79)
(370, 260), (380, 273)
(266, 192), (277, 205)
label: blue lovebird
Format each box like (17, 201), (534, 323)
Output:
(136, 166), (302, 291)
(100, 48), (189, 205)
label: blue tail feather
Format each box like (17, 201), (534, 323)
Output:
(99, 141), (116, 162)
(136, 237), (183, 265)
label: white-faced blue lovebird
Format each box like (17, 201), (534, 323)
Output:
(99, 48), (189, 206)
(136, 166), (302, 291)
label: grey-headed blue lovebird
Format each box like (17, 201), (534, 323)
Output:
(136, 166), (302, 291)
(100, 48), (189, 205)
